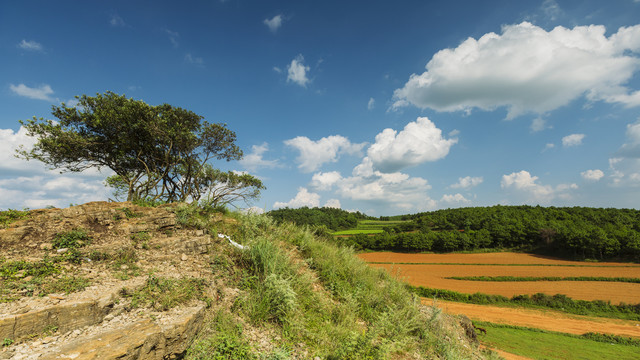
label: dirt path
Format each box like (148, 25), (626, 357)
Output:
(422, 298), (640, 338)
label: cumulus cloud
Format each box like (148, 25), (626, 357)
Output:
(367, 117), (457, 173)
(441, 193), (470, 204)
(501, 170), (577, 203)
(18, 39), (43, 51)
(0, 126), (41, 174)
(617, 120), (640, 158)
(317, 158), (437, 212)
(450, 176), (483, 189)
(310, 171), (342, 191)
(530, 117), (551, 132)
(264, 14), (283, 33)
(239, 142), (280, 171)
(285, 135), (365, 172)
(10, 84), (54, 101)
(581, 169), (604, 181)
(541, 0), (562, 21)
(393, 22), (640, 119)
(273, 188), (320, 209)
(287, 55), (310, 87)
(562, 133), (585, 147)
(324, 199), (341, 208)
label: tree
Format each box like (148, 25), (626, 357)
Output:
(17, 91), (262, 205)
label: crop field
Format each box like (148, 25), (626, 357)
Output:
(331, 229), (384, 236)
(359, 252), (640, 304)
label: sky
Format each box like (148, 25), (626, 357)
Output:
(2, 0), (640, 215)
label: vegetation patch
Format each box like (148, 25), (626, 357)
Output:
(410, 285), (640, 321)
(186, 310), (257, 360)
(475, 321), (640, 360)
(332, 229), (384, 236)
(448, 275), (640, 283)
(0, 209), (29, 228)
(123, 275), (207, 311)
(52, 229), (91, 249)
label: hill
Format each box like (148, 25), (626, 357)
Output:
(0, 202), (486, 359)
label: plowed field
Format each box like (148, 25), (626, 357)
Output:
(359, 252), (640, 304)
(421, 299), (640, 338)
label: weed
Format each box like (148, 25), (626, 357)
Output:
(42, 325), (58, 336)
(186, 310), (255, 360)
(52, 229), (91, 249)
(112, 247), (140, 279)
(0, 209), (29, 228)
(1, 338), (13, 347)
(41, 275), (90, 295)
(130, 231), (151, 246)
(120, 207), (141, 219)
(126, 275), (206, 311)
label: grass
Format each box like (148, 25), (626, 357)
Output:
(409, 285), (640, 321)
(448, 276), (640, 283)
(476, 321), (640, 360)
(0, 209), (29, 228)
(122, 275), (207, 311)
(331, 229), (384, 235)
(186, 213), (482, 359)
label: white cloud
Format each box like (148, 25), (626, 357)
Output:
(501, 170), (577, 203)
(287, 55), (310, 87)
(273, 187), (320, 209)
(317, 158), (437, 212)
(367, 97), (375, 110)
(617, 120), (640, 158)
(0, 126), (41, 174)
(581, 169), (604, 181)
(239, 142), (280, 171)
(310, 171), (342, 191)
(441, 193), (470, 204)
(541, 0), (562, 21)
(530, 117), (551, 132)
(543, 143), (555, 152)
(243, 206), (265, 215)
(273, 66), (282, 73)
(10, 84), (54, 101)
(367, 117), (457, 173)
(165, 29), (179, 47)
(284, 135), (365, 172)
(562, 133), (585, 147)
(450, 176), (483, 189)
(110, 14), (126, 27)
(324, 199), (341, 208)
(18, 39), (43, 51)
(264, 14), (283, 33)
(185, 53), (204, 66)
(448, 129), (460, 137)
(393, 22), (640, 119)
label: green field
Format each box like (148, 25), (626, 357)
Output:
(332, 229), (384, 235)
(478, 322), (639, 360)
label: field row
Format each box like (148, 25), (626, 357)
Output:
(359, 252), (640, 304)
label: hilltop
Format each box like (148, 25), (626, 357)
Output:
(0, 202), (487, 359)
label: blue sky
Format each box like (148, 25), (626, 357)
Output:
(2, 0), (640, 215)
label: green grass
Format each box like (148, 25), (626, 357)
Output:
(448, 276), (640, 283)
(0, 209), (29, 228)
(477, 322), (640, 360)
(189, 213), (481, 359)
(332, 229), (384, 235)
(122, 275), (207, 311)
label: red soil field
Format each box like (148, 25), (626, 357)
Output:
(359, 252), (640, 304)
(422, 299), (640, 339)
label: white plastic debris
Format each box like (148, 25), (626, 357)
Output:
(218, 233), (247, 250)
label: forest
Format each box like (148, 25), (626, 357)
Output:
(267, 206), (373, 231)
(269, 205), (640, 261)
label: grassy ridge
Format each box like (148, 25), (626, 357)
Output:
(186, 211), (483, 359)
(476, 321), (640, 360)
(447, 276), (640, 283)
(409, 285), (640, 321)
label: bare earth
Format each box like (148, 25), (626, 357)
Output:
(359, 252), (640, 304)
(422, 298), (640, 338)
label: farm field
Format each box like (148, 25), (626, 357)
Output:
(359, 252), (640, 304)
(421, 299), (640, 338)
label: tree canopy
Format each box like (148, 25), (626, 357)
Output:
(18, 91), (264, 205)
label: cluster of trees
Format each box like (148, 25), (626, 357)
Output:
(18, 92), (263, 207)
(345, 206), (640, 260)
(267, 207), (372, 231)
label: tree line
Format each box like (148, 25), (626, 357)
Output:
(267, 207), (373, 231)
(342, 205), (640, 261)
